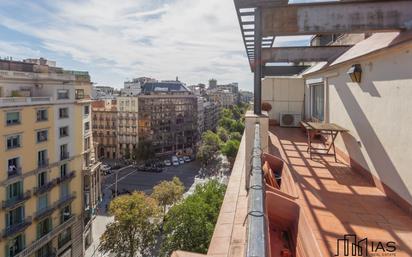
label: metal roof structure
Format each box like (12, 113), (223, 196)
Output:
(233, 0), (412, 114)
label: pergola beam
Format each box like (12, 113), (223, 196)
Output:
(262, 46), (352, 63)
(236, 0), (401, 8)
(262, 1), (412, 36)
(262, 66), (309, 77)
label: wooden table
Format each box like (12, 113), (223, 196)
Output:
(303, 122), (348, 162)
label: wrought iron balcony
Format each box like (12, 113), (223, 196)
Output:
(2, 216), (32, 238)
(34, 179), (58, 195)
(38, 159), (49, 169)
(56, 192), (76, 208)
(57, 171), (75, 184)
(34, 205), (56, 221)
(2, 190), (31, 209)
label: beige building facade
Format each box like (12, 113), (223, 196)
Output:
(303, 32), (412, 212)
(0, 59), (101, 257)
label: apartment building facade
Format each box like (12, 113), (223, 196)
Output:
(0, 59), (101, 257)
(92, 100), (118, 159)
(139, 81), (198, 157)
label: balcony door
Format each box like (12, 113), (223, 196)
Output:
(310, 83), (325, 122)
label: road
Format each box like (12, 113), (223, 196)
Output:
(85, 160), (201, 257)
(103, 160), (201, 195)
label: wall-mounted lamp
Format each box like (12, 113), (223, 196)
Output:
(347, 64), (362, 83)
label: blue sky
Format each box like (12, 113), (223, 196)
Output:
(0, 0), (311, 90)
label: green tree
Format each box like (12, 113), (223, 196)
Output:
(232, 120), (245, 134)
(160, 180), (226, 257)
(151, 177), (185, 216)
(218, 117), (235, 132)
(220, 108), (233, 119)
(134, 140), (155, 163)
(99, 192), (161, 257)
(196, 144), (215, 167)
(217, 127), (229, 142)
(229, 131), (242, 141)
(221, 139), (240, 162)
(201, 131), (220, 151)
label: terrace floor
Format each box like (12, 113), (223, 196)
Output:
(269, 126), (412, 257)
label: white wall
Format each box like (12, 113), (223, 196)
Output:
(305, 45), (412, 206)
(262, 77), (305, 122)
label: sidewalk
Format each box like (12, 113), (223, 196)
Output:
(85, 188), (114, 257)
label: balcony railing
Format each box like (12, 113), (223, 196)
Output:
(2, 190), (31, 209)
(56, 192), (77, 208)
(38, 159), (49, 169)
(246, 123), (268, 257)
(7, 167), (22, 179)
(34, 205), (56, 221)
(0, 96), (52, 107)
(34, 179), (58, 195)
(57, 171), (75, 184)
(2, 216), (32, 238)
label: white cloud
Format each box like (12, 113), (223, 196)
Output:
(0, 0), (254, 89)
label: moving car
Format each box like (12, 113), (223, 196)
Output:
(164, 160), (172, 166)
(183, 156), (191, 162)
(179, 158), (185, 164)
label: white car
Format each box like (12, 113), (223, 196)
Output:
(183, 156), (191, 162)
(164, 160), (172, 166)
(172, 160), (179, 166)
(178, 158), (185, 164)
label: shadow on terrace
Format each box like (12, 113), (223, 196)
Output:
(172, 112), (412, 257)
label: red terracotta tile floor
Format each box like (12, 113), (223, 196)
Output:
(269, 126), (412, 257)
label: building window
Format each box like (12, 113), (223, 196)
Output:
(37, 217), (52, 239)
(84, 105), (90, 115)
(38, 150), (48, 168)
(59, 108), (69, 119)
(60, 144), (69, 160)
(84, 137), (90, 151)
(60, 182), (70, 198)
(84, 122), (90, 132)
(7, 135), (21, 150)
(60, 164), (68, 177)
(59, 126), (69, 138)
(7, 181), (23, 201)
(60, 205), (71, 224)
(7, 158), (20, 177)
(38, 194), (48, 211)
(38, 172), (47, 187)
(6, 234), (25, 257)
(75, 89), (85, 99)
(36, 130), (48, 143)
(6, 112), (20, 126)
(36, 109), (48, 122)
(57, 89), (69, 99)
(36, 242), (53, 257)
(310, 83), (325, 121)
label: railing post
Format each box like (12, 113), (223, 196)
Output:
(254, 7), (262, 115)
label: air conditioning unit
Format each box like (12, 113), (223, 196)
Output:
(279, 113), (302, 127)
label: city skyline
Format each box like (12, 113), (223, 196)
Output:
(0, 0), (311, 91)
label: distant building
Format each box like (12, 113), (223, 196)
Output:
(208, 78), (217, 89)
(138, 80), (198, 157)
(239, 90), (253, 103)
(188, 83), (206, 96)
(122, 77), (156, 96)
(92, 100), (118, 159)
(203, 101), (220, 132)
(197, 97), (205, 135)
(92, 86), (115, 99)
(207, 89), (237, 108)
(116, 97), (139, 158)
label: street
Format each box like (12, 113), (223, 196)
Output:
(103, 160), (201, 195)
(85, 160), (202, 257)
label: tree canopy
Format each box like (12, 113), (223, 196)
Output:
(151, 177), (185, 215)
(160, 180), (226, 257)
(99, 192), (161, 257)
(134, 140), (155, 163)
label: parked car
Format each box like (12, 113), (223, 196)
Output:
(172, 160), (179, 166)
(164, 160), (172, 166)
(183, 156), (191, 162)
(178, 158), (185, 164)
